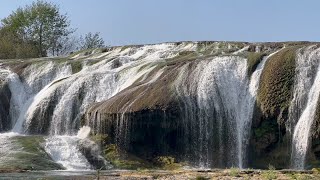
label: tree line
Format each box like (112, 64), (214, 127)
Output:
(0, 0), (105, 59)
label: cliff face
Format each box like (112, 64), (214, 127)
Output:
(1, 41), (320, 170)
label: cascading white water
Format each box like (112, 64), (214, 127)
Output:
(291, 46), (320, 169)
(44, 136), (91, 170)
(240, 50), (282, 167)
(5, 42), (315, 170)
(20, 43), (197, 136)
(174, 50), (273, 168)
(44, 126), (92, 170)
(288, 46), (320, 134)
(6, 62), (72, 133)
(0, 43), (198, 170)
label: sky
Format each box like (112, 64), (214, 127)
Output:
(0, 0), (320, 46)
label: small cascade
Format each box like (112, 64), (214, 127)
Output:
(291, 47), (320, 169)
(44, 126), (93, 170)
(241, 50), (282, 166)
(44, 136), (91, 170)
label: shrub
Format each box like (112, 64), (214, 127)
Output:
(229, 167), (241, 177)
(154, 156), (183, 170)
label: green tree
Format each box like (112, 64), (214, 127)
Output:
(79, 32), (105, 50)
(1, 0), (74, 57)
(0, 26), (38, 59)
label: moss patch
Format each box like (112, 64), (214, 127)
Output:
(54, 58), (83, 74)
(246, 52), (266, 76)
(251, 47), (299, 169)
(257, 47), (298, 124)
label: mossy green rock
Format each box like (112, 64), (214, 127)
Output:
(250, 47), (299, 169)
(257, 47), (297, 123)
(0, 136), (63, 170)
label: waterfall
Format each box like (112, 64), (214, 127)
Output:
(290, 46), (320, 169)
(0, 43), (198, 170)
(21, 43), (196, 135)
(3, 42), (319, 170)
(6, 62), (72, 133)
(174, 51), (272, 168)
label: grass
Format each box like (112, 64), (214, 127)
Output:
(261, 165), (277, 180)
(287, 173), (314, 180)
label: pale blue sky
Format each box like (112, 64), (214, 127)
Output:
(1, 0), (319, 46)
